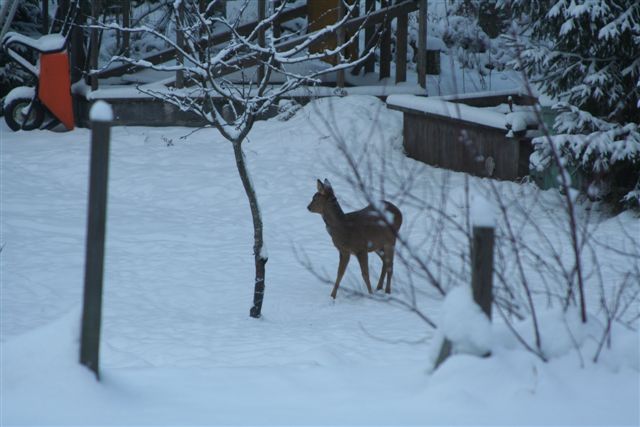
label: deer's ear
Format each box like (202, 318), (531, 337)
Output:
(317, 179), (324, 193)
(323, 179), (333, 192)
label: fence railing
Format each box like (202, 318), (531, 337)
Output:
(87, 0), (429, 91)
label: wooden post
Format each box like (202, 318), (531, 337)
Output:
(42, 0), (49, 34)
(363, 0), (375, 74)
(70, 4), (85, 84)
(471, 225), (494, 320)
(257, 0), (266, 83)
(89, 0), (101, 91)
(122, 0), (130, 56)
(417, 0), (427, 89)
(175, 1), (184, 89)
(378, 0), (390, 80)
(434, 224), (494, 369)
(395, 12), (407, 83)
(80, 102), (112, 380)
(272, 0), (281, 39)
(336, 0), (345, 88)
(53, 0), (69, 33)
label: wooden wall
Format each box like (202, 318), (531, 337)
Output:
(401, 111), (533, 181)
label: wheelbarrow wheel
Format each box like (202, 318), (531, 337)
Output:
(4, 97), (45, 131)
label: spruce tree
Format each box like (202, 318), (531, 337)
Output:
(505, 0), (639, 125)
(505, 1), (640, 208)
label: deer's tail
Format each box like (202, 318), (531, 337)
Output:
(385, 201), (403, 233)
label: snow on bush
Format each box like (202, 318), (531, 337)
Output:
(505, 0), (639, 124)
(432, 289), (639, 372)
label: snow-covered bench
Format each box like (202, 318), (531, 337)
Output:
(387, 91), (540, 180)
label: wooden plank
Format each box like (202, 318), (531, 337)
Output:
(417, 0), (426, 88)
(89, 0), (101, 90)
(257, 0), (266, 82)
(336, 0), (345, 88)
(42, 0), (49, 34)
(273, 0), (281, 39)
(395, 13), (407, 83)
(364, 0), (375, 73)
(379, 0), (391, 80)
(175, 1), (184, 89)
(122, 0), (130, 56)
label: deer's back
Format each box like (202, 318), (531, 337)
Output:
(328, 201), (402, 253)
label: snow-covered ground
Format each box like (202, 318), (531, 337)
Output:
(1, 96), (638, 425)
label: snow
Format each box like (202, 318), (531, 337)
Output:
(470, 194), (495, 228)
(2, 85), (35, 108)
(505, 111), (537, 132)
(438, 286), (492, 356)
(387, 94), (537, 133)
(89, 100), (114, 122)
(2, 31), (66, 52)
(1, 96), (639, 425)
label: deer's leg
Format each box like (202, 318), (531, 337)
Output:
(356, 251), (373, 294)
(384, 245), (395, 294)
(331, 251), (350, 299)
(375, 250), (387, 291)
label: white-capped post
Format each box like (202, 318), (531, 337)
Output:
(435, 196), (495, 370)
(80, 100), (113, 380)
(470, 195), (495, 320)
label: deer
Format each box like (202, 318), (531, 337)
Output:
(307, 179), (403, 299)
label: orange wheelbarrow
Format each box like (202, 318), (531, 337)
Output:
(2, 31), (75, 131)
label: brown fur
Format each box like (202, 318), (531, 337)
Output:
(307, 179), (403, 299)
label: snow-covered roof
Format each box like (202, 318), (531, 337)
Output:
(386, 94), (537, 133)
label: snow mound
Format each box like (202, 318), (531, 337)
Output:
(440, 286), (492, 356)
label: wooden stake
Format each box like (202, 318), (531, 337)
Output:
(79, 108), (112, 380)
(417, 0), (427, 89)
(434, 224), (494, 369)
(395, 13), (407, 83)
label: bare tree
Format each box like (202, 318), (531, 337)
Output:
(98, 0), (375, 317)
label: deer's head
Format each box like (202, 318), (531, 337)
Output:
(307, 179), (334, 213)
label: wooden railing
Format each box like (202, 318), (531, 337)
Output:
(96, 3), (309, 80)
(91, 0), (429, 90)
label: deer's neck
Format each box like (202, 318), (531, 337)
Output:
(322, 196), (346, 230)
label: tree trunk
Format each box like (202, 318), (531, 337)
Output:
(232, 141), (267, 318)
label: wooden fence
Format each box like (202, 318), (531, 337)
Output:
(387, 92), (539, 181)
